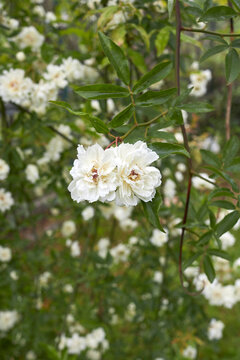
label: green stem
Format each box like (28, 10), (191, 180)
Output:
(128, 85), (138, 125)
(181, 26), (240, 37)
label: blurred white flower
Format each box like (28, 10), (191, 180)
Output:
(39, 272), (52, 288)
(67, 333), (86, 354)
(61, 220), (76, 237)
(0, 69), (33, 105)
(110, 243), (130, 263)
(25, 164), (39, 184)
(82, 206), (95, 221)
(14, 26), (44, 50)
(43, 64), (67, 89)
(86, 349), (101, 360)
(0, 159), (10, 180)
(97, 238), (110, 259)
(68, 144), (118, 203)
(153, 271), (163, 284)
(10, 271), (18, 280)
(45, 11), (56, 23)
(182, 345), (197, 359)
(125, 302), (136, 321)
(26, 351), (36, 360)
(208, 318), (224, 340)
(0, 188), (14, 212)
(63, 284), (74, 293)
(70, 241), (81, 257)
(16, 51), (26, 62)
(0, 310), (18, 331)
(163, 178), (176, 200)
(0, 246), (12, 262)
(150, 229), (168, 247)
(219, 231), (235, 250)
(62, 57), (84, 82)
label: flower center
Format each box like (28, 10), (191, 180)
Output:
(128, 169), (140, 182)
(91, 167), (99, 183)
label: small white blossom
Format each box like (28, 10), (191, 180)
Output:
(82, 206), (95, 221)
(182, 345), (197, 359)
(16, 51), (26, 61)
(0, 310), (18, 331)
(61, 220), (76, 237)
(0, 188), (14, 212)
(0, 69), (33, 105)
(0, 246), (12, 262)
(153, 271), (163, 283)
(0, 159), (10, 180)
(25, 164), (39, 184)
(150, 229), (168, 247)
(70, 241), (81, 257)
(208, 319), (224, 340)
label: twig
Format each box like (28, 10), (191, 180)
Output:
(191, 171), (217, 187)
(225, 1), (234, 141)
(128, 85), (138, 125)
(175, 0), (201, 296)
(181, 26), (240, 37)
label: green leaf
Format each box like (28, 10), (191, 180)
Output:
(223, 135), (240, 166)
(210, 200), (235, 210)
(225, 48), (240, 84)
(183, 251), (203, 270)
(197, 230), (213, 246)
(200, 6), (237, 22)
(142, 192), (165, 232)
(127, 48), (147, 73)
(87, 115), (109, 134)
(40, 344), (61, 360)
(204, 165), (239, 192)
(129, 24), (150, 51)
(136, 88), (177, 107)
(208, 187), (235, 200)
(177, 103), (214, 113)
(231, 38), (240, 49)
(72, 84), (129, 100)
(208, 248), (232, 261)
(180, 33), (202, 49)
(200, 44), (228, 63)
(225, 157), (240, 172)
(49, 101), (87, 116)
(98, 31), (130, 85)
(203, 255), (216, 283)
(203, 35), (228, 45)
(108, 104), (134, 128)
(155, 27), (170, 56)
(201, 149), (221, 168)
(168, 0), (175, 19)
(133, 61), (172, 94)
(149, 142), (190, 159)
(97, 6), (119, 29)
(215, 210), (240, 237)
(148, 131), (177, 142)
(232, 0), (240, 11)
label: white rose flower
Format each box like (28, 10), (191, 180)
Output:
(0, 159), (10, 180)
(0, 69), (33, 105)
(114, 141), (161, 206)
(66, 333), (86, 354)
(14, 26), (44, 50)
(61, 220), (76, 237)
(25, 164), (39, 184)
(0, 246), (12, 262)
(62, 57), (85, 82)
(43, 64), (67, 89)
(153, 271), (163, 283)
(68, 144), (118, 203)
(0, 188), (14, 213)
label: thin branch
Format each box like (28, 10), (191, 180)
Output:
(191, 170), (217, 187)
(181, 26), (240, 37)
(176, 0), (201, 296)
(128, 86), (138, 125)
(225, 1), (234, 141)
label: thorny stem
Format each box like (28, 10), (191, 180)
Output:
(225, 1), (234, 141)
(181, 26), (240, 37)
(176, 0), (201, 296)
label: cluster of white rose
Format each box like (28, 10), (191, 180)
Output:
(58, 327), (108, 358)
(0, 56), (98, 114)
(188, 62), (212, 97)
(68, 141), (162, 207)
